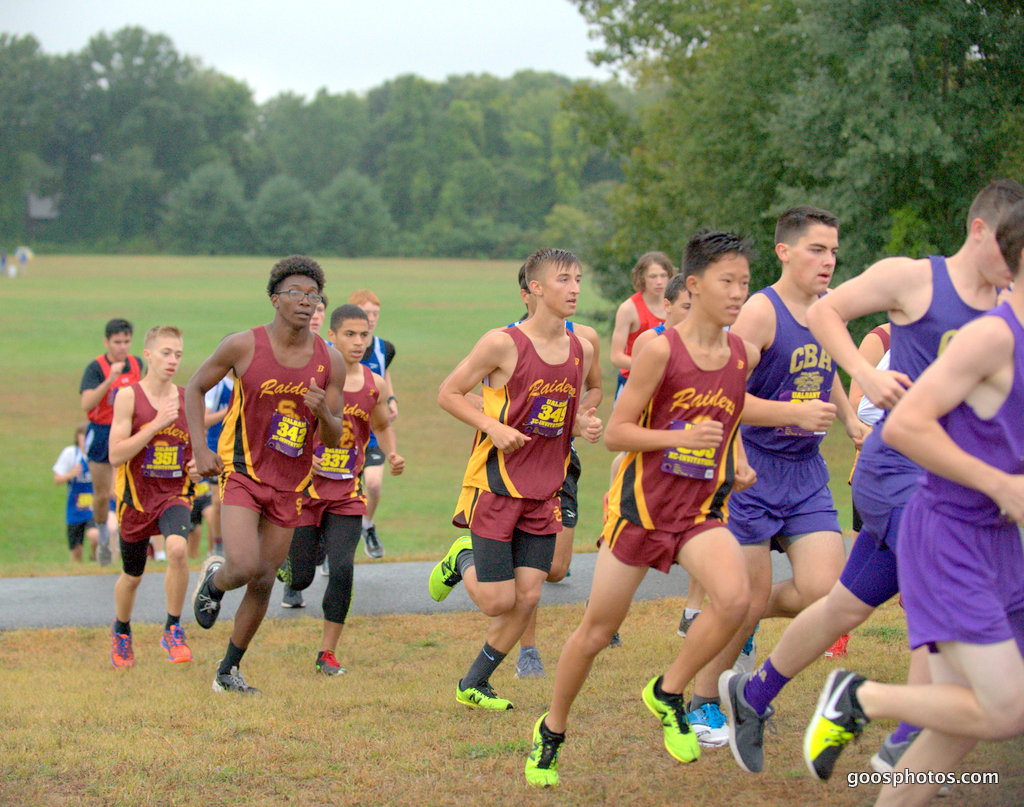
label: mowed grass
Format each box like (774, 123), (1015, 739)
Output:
(2, 600), (1021, 806)
(1, 254), (854, 576)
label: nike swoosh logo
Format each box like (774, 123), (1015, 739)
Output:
(822, 673), (853, 721)
(483, 650), (495, 661)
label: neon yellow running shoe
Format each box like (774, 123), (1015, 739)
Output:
(525, 712), (564, 787)
(804, 669), (868, 780)
(642, 676), (700, 763)
(456, 679), (513, 711)
(428, 535), (472, 602)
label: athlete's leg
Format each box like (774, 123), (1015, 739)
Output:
(691, 543), (771, 699)
(228, 517), (295, 650)
(545, 543), (648, 732)
(520, 524), (574, 650)
(213, 504), (264, 590)
(287, 524), (321, 592)
(363, 462), (384, 523)
(320, 514), (362, 653)
(89, 461), (114, 532)
(665, 528), (751, 694)
(767, 530), (846, 619)
(160, 510), (192, 618)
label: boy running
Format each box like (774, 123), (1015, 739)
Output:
(108, 326), (198, 667)
(525, 230), (757, 787)
(185, 255), (346, 695)
(720, 179), (1024, 775)
(429, 248), (601, 712)
(282, 304), (405, 674)
(80, 318), (144, 565)
(803, 199), (1024, 804)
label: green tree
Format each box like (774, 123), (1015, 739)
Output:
(315, 170), (394, 256)
(160, 162), (251, 254)
(250, 174), (315, 255)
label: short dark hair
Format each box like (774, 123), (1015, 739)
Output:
(104, 318), (132, 339)
(317, 293), (328, 310)
(329, 304), (369, 332)
(664, 273), (688, 303)
(996, 200), (1024, 278)
(967, 179), (1024, 231)
(630, 251), (676, 292)
(521, 248), (581, 288)
(267, 255), (325, 297)
(683, 230), (753, 280)
(774, 206), (839, 245)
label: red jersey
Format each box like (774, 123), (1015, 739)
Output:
(608, 328), (747, 531)
(454, 327), (583, 525)
(84, 354), (144, 425)
(218, 326), (332, 492)
(115, 383), (193, 513)
(622, 292), (665, 378)
(306, 365), (379, 514)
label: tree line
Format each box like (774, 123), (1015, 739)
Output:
(0, 26), (622, 258)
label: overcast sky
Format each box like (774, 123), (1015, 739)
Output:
(3, 0), (616, 101)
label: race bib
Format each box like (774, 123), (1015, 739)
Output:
(662, 420), (718, 480)
(74, 492), (94, 509)
(267, 412), (308, 457)
(776, 374), (830, 437)
(143, 444), (184, 478)
(315, 445), (357, 480)
(523, 396), (568, 437)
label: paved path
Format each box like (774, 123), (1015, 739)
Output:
(0, 542), (849, 630)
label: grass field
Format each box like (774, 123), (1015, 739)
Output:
(1, 252), (855, 575)
(1, 256), (1021, 804)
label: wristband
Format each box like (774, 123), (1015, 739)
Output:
(387, 396), (397, 405)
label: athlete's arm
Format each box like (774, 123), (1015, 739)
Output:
(883, 315), (1024, 522)
(370, 373), (404, 475)
(605, 335), (723, 453)
(383, 368), (398, 422)
(438, 330), (528, 452)
(572, 336), (602, 443)
(184, 332), (250, 477)
(609, 298), (639, 371)
(807, 258), (919, 408)
(830, 374), (868, 448)
(733, 432), (757, 492)
(848, 329), (887, 413)
(307, 347), (347, 447)
(574, 322), (604, 411)
(80, 361), (121, 413)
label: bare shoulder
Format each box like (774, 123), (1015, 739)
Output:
(572, 322), (600, 349)
(731, 291), (775, 345)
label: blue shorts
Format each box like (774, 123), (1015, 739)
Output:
(851, 444), (923, 551)
(614, 372), (627, 403)
(83, 423), (111, 464)
(839, 527), (900, 608)
(898, 496), (1024, 655)
(729, 447), (839, 548)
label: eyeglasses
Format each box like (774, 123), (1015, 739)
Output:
(276, 288), (324, 305)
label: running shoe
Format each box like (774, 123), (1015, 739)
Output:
(428, 535), (472, 602)
(192, 554), (224, 629)
(719, 670), (774, 774)
(363, 525), (385, 559)
(825, 633), (850, 659)
(319, 560), (330, 576)
(871, 731), (951, 796)
(804, 669), (869, 780)
(641, 676), (700, 763)
(161, 623), (192, 663)
(316, 650), (346, 676)
(281, 584), (305, 608)
(677, 610), (700, 638)
(276, 557), (292, 585)
(111, 624), (134, 669)
(456, 679), (513, 711)
(687, 702), (730, 748)
(515, 646), (545, 679)
(213, 665), (261, 695)
(733, 625), (758, 674)
(97, 541), (112, 567)
(525, 713), (564, 787)
(609, 632), (623, 648)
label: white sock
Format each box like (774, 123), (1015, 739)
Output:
(362, 517), (373, 529)
(154, 551), (166, 562)
(684, 608), (702, 620)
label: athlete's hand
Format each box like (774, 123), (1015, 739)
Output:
(311, 452), (324, 474)
(486, 421), (530, 453)
(991, 473), (1024, 525)
(734, 458), (757, 492)
(154, 395), (179, 430)
(676, 420), (723, 450)
(791, 399), (837, 433)
(194, 444), (224, 478)
(387, 399), (399, 422)
(846, 419), (870, 449)
(855, 367), (913, 410)
(574, 407), (603, 443)
(304, 376), (328, 418)
(185, 458), (202, 484)
(387, 452), (405, 476)
(109, 360), (127, 378)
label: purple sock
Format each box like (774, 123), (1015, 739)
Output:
(890, 721), (920, 744)
(743, 658), (790, 717)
